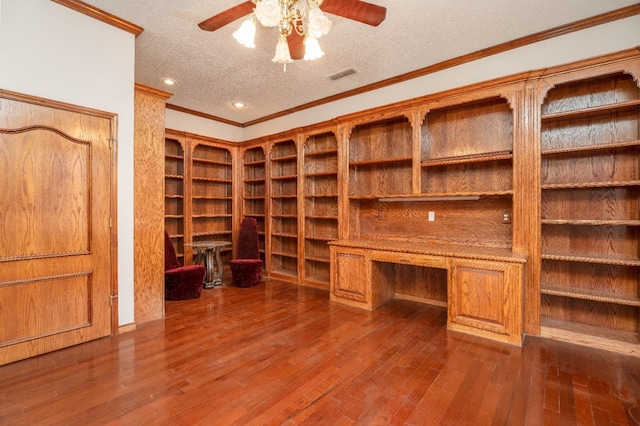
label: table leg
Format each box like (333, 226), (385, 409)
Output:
(202, 247), (216, 289)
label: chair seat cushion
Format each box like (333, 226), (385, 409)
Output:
(165, 265), (205, 300)
(230, 259), (262, 288)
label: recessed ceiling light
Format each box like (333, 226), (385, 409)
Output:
(233, 102), (246, 108)
(163, 78), (176, 86)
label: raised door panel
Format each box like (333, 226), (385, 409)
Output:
(330, 248), (370, 308)
(0, 94), (113, 365)
(448, 259), (522, 345)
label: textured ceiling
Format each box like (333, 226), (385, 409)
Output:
(82, 0), (639, 125)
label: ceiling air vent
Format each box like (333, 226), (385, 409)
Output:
(328, 68), (357, 81)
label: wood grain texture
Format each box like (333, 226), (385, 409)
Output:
(4, 277), (638, 425)
(0, 93), (113, 365)
(134, 85), (171, 323)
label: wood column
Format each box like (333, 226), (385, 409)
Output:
(134, 83), (172, 323)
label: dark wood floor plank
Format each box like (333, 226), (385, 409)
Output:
(0, 277), (639, 425)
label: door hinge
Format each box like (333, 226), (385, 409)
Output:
(109, 217), (112, 228)
(109, 137), (116, 149)
(109, 294), (118, 307)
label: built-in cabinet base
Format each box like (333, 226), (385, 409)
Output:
(330, 240), (526, 345)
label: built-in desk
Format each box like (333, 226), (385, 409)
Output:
(328, 240), (527, 345)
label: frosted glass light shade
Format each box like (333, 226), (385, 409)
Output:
(255, 0), (281, 27)
(307, 6), (332, 38)
(303, 36), (324, 60)
(233, 18), (256, 48)
(272, 34), (293, 64)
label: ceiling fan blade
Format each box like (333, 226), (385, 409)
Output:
(198, 1), (255, 31)
(288, 31), (305, 60)
(321, 0), (387, 27)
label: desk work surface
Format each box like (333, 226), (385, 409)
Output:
(328, 239), (527, 263)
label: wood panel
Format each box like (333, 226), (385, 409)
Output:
(356, 198), (513, 248)
(134, 84), (172, 323)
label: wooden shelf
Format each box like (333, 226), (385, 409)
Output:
(541, 180), (640, 190)
(541, 284), (640, 307)
(304, 274), (330, 285)
(192, 157), (232, 166)
(421, 150), (512, 167)
(243, 196), (265, 200)
(305, 194), (338, 199)
(244, 177), (266, 183)
(540, 99), (640, 122)
(304, 255), (330, 263)
(244, 213), (265, 218)
(542, 253), (640, 267)
(541, 139), (640, 156)
(270, 268), (298, 277)
(165, 194), (183, 199)
(192, 230), (232, 237)
(305, 235), (334, 242)
(244, 159), (266, 166)
(305, 148), (338, 157)
(271, 154), (297, 162)
(271, 251), (298, 259)
(165, 215), (183, 219)
(540, 318), (640, 355)
(271, 215), (297, 220)
(349, 156), (413, 167)
(305, 215), (337, 220)
(305, 171), (337, 177)
(349, 190), (513, 200)
(165, 174), (183, 180)
(165, 154), (183, 160)
(272, 232), (297, 238)
(192, 214), (233, 219)
(192, 196), (232, 200)
(271, 174), (297, 181)
(542, 219), (640, 226)
(191, 177), (232, 183)
(271, 194), (297, 199)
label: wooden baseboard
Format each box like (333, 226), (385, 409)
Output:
(118, 323), (136, 334)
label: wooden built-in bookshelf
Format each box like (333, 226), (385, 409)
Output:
(269, 139), (299, 280)
(164, 137), (185, 261)
(241, 145), (267, 267)
(302, 131), (339, 288)
(537, 71), (640, 354)
(166, 48), (640, 355)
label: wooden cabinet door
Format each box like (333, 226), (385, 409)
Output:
(330, 247), (370, 309)
(0, 94), (113, 365)
(448, 259), (523, 345)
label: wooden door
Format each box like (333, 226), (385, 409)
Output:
(0, 92), (114, 365)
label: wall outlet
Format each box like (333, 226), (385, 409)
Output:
(428, 211), (435, 222)
(502, 211), (511, 224)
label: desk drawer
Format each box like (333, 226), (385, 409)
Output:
(369, 251), (446, 269)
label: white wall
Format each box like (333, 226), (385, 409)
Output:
(165, 108), (243, 142)
(0, 0), (136, 326)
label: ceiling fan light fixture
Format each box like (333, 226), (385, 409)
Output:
(233, 17), (257, 48)
(303, 35), (324, 60)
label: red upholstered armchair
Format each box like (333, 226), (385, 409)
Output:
(164, 231), (205, 300)
(230, 217), (263, 288)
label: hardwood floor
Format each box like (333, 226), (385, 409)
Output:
(1, 276), (639, 425)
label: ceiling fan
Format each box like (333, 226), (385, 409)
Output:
(198, 0), (387, 61)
